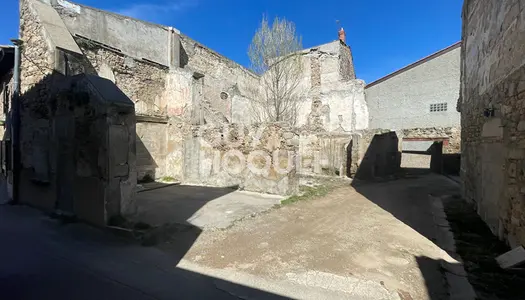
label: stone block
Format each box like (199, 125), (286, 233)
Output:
(496, 246), (525, 269)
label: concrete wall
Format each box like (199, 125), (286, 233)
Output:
(461, 0), (525, 247)
(53, 0), (175, 67)
(366, 46), (461, 130)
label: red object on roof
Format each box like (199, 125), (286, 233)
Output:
(338, 27), (346, 43)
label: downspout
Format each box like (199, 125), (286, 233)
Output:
(11, 39), (22, 204)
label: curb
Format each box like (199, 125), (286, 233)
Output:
(429, 195), (476, 300)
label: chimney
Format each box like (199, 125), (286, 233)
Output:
(338, 27), (346, 43)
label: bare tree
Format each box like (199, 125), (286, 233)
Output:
(248, 15), (304, 125)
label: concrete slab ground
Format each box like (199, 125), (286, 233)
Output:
(180, 174), (460, 300)
(134, 185), (283, 229)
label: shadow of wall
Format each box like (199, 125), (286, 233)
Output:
(352, 131), (401, 180)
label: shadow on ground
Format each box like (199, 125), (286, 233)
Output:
(442, 195), (525, 300)
(349, 132), (464, 299)
(0, 204), (288, 299)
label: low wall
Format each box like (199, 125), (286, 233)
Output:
(400, 127), (461, 154)
(182, 123), (299, 195)
(298, 133), (351, 177)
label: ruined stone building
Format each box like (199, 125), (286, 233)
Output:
(2, 0), (468, 225)
(460, 0), (525, 247)
(1, 0), (373, 224)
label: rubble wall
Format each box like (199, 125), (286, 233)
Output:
(179, 34), (260, 124)
(183, 123), (299, 195)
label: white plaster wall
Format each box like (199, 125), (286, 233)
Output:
(164, 69), (193, 118)
(366, 47), (461, 130)
(353, 80), (369, 130)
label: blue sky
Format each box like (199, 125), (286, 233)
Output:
(0, 0), (462, 83)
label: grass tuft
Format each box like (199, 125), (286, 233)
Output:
(279, 185), (332, 206)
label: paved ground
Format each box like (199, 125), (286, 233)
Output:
(181, 174), (460, 300)
(134, 185), (283, 229)
(0, 204), (294, 300)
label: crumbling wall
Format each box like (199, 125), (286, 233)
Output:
(183, 123), (299, 195)
(461, 0), (525, 246)
(296, 41), (368, 132)
(76, 39), (169, 116)
(339, 42), (356, 81)
(298, 133), (351, 177)
(401, 127), (461, 154)
(180, 35), (260, 124)
(72, 38), (170, 181)
(53, 0), (174, 67)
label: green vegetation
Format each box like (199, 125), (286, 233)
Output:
(279, 185), (332, 206)
(160, 176), (177, 182)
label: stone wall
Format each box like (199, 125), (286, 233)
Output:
(183, 123), (299, 195)
(76, 37), (169, 116)
(298, 133), (351, 177)
(295, 41), (367, 132)
(350, 130), (401, 179)
(16, 0), (137, 225)
(19, 0), (55, 169)
(339, 42), (356, 81)
(17, 0), (372, 199)
(71, 37), (172, 181)
(180, 34), (260, 124)
(461, 0), (525, 246)
(400, 127), (461, 154)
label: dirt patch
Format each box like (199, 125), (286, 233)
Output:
(181, 175), (458, 299)
(443, 196), (525, 300)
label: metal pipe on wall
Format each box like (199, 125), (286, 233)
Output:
(10, 39), (22, 204)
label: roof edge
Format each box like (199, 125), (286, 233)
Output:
(365, 41), (461, 89)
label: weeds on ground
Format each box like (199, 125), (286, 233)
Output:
(160, 176), (177, 183)
(279, 185), (332, 206)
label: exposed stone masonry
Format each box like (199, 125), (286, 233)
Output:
(401, 127), (461, 154)
(461, 0), (525, 247)
(339, 43), (355, 81)
(76, 37), (169, 117)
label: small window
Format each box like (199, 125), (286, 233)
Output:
(430, 103), (448, 112)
